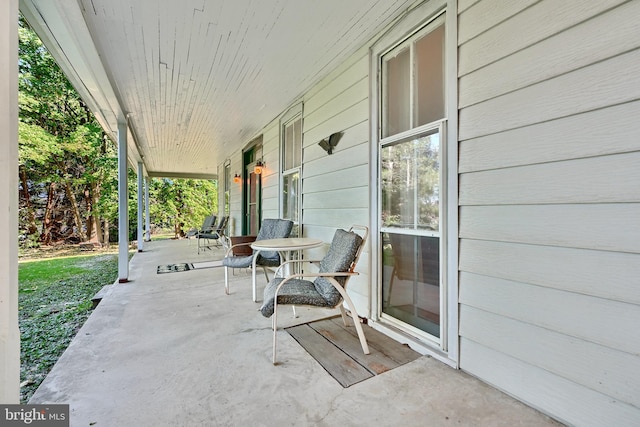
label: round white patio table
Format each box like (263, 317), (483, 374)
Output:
(249, 237), (324, 302)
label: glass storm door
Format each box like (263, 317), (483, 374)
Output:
(242, 143), (262, 235)
(245, 163), (260, 235)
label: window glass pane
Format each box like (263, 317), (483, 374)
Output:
(284, 123), (294, 170)
(417, 132), (439, 231)
(381, 130), (439, 230)
(282, 172), (299, 223)
(293, 118), (302, 168)
(283, 117), (302, 170)
(381, 141), (415, 228)
(224, 164), (230, 192)
(383, 46), (410, 138)
(415, 23), (445, 127)
(381, 232), (440, 337)
(224, 164), (230, 216)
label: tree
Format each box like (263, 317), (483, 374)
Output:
(18, 16), (117, 247)
(148, 179), (218, 239)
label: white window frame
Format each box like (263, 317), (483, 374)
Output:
(369, 0), (459, 367)
(223, 160), (231, 217)
(280, 103), (303, 234)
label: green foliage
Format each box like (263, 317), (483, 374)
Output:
(19, 253), (118, 403)
(18, 16), (113, 244)
(149, 178), (218, 236)
(19, 256), (86, 282)
(18, 121), (61, 165)
(380, 134), (440, 230)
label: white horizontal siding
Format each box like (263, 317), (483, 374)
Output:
(299, 45), (371, 316)
(458, 0), (640, 424)
(227, 156), (244, 235)
(459, 238), (640, 307)
(303, 164), (369, 194)
(459, 271), (640, 356)
(303, 208), (369, 229)
(459, 204), (640, 253)
(459, 48), (640, 140)
(457, 0), (538, 45)
(459, 100), (640, 173)
(260, 120), (280, 217)
(303, 77), (368, 132)
(460, 152), (640, 205)
(304, 186), (368, 210)
(303, 139), (369, 180)
(460, 339), (640, 427)
(457, 0), (481, 14)
(458, 0), (627, 76)
(460, 306), (640, 409)
(303, 98), (369, 148)
(459, 0), (640, 108)
(303, 120), (369, 165)
(303, 52), (369, 116)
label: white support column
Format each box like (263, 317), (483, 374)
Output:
(117, 122), (129, 282)
(145, 177), (151, 241)
(0, 0), (20, 403)
(137, 162), (144, 252)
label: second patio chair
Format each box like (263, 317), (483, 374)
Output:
(223, 218), (293, 300)
(259, 225), (369, 364)
(185, 214), (216, 243)
(196, 216), (229, 254)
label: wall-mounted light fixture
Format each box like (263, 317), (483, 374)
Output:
(233, 173), (241, 183)
(254, 160), (265, 175)
(318, 131), (344, 155)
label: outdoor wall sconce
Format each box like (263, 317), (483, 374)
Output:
(318, 131), (343, 155)
(233, 173), (241, 183)
(254, 160), (265, 175)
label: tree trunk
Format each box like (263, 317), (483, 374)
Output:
(91, 183), (104, 243)
(19, 165), (38, 234)
(103, 218), (110, 247)
(40, 182), (56, 245)
(84, 191), (94, 242)
(63, 179), (87, 241)
(174, 217), (185, 239)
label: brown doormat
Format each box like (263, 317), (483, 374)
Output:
(286, 316), (421, 388)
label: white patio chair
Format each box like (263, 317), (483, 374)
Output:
(259, 225), (369, 364)
(222, 218), (293, 298)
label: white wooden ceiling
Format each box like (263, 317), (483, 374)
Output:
(20, 0), (417, 179)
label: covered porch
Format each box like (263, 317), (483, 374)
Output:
(29, 238), (559, 426)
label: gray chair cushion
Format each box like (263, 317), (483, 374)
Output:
(222, 254), (282, 269)
(223, 255), (253, 269)
(260, 278), (331, 317)
(254, 219), (294, 262)
(313, 229), (362, 307)
(259, 228), (363, 317)
(197, 232), (222, 239)
(222, 219), (293, 268)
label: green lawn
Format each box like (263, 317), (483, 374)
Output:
(19, 253), (118, 403)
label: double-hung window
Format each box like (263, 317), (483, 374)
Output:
(374, 9), (450, 348)
(281, 107), (302, 237)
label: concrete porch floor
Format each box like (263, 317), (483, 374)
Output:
(30, 238), (563, 426)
